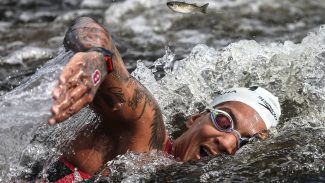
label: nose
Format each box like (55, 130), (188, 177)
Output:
(215, 133), (238, 155)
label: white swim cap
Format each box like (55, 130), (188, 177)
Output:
(210, 86), (281, 129)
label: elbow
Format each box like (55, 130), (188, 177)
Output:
(63, 16), (111, 52)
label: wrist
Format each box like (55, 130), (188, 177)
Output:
(87, 47), (114, 73)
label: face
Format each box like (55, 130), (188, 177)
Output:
(172, 101), (266, 162)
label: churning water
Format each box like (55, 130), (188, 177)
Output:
(0, 0), (325, 182)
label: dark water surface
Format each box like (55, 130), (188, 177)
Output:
(0, 0), (325, 182)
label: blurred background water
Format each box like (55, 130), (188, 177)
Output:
(0, 0), (325, 182)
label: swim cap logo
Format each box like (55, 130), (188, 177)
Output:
(92, 69), (101, 86)
(258, 96), (277, 120)
(218, 90), (237, 95)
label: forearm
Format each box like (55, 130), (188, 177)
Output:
(52, 17), (166, 152)
(62, 17), (151, 122)
(62, 17), (130, 81)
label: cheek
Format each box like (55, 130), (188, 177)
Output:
(199, 125), (218, 138)
(185, 114), (219, 139)
(177, 122), (212, 145)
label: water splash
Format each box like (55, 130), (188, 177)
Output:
(0, 49), (103, 181)
(0, 1), (325, 180)
(93, 150), (176, 183)
(1, 24), (325, 181)
(0, 46), (54, 65)
(130, 25), (325, 182)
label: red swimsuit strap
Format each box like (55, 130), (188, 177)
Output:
(59, 157), (91, 180)
(164, 138), (173, 155)
(54, 140), (173, 183)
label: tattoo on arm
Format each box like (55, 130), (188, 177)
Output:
(149, 105), (165, 150)
(127, 78), (149, 120)
(64, 17), (167, 150)
(128, 88), (145, 111)
(63, 19), (111, 52)
(111, 53), (130, 83)
(127, 80), (166, 150)
(98, 87), (126, 108)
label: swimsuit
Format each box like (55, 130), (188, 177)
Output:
(45, 157), (91, 182)
(164, 137), (173, 155)
(48, 138), (173, 182)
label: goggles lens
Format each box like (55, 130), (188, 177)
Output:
(210, 109), (234, 131)
(207, 108), (250, 149)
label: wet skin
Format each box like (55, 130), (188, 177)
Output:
(49, 17), (167, 175)
(48, 17), (267, 176)
(172, 101), (267, 162)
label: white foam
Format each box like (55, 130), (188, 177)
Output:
(0, 46), (54, 65)
(131, 25), (325, 134)
(80, 0), (110, 9)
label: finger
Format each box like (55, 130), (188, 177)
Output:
(81, 77), (94, 89)
(51, 82), (87, 114)
(52, 85), (65, 100)
(59, 55), (84, 84)
(51, 76), (91, 120)
(59, 66), (78, 84)
(53, 71), (84, 103)
(71, 82), (90, 101)
(51, 97), (72, 117)
(59, 70), (83, 92)
(52, 76), (79, 103)
(49, 95), (93, 125)
(52, 82), (77, 106)
(50, 82), (90, 122)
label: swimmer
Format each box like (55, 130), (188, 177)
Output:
(46, 17), (281, 182)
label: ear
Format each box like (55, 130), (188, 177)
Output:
(185, 113), (203, 128)
(254, 129), (269, 140)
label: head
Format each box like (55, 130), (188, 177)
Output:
(167, 2), (182, 9)
(167, 2), (177, 7)
(172, 86), (281, 162)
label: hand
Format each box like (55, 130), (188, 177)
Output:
(48, 51), (107, 125)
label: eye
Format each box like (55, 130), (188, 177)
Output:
(215, 114), (232, 130)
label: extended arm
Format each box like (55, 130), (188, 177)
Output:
(49, 17), (148, 123)
(49, 17), (166, 150)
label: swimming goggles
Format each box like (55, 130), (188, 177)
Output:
(206, 108), (250, 149)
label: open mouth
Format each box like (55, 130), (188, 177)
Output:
(199, 146), (212, 157)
